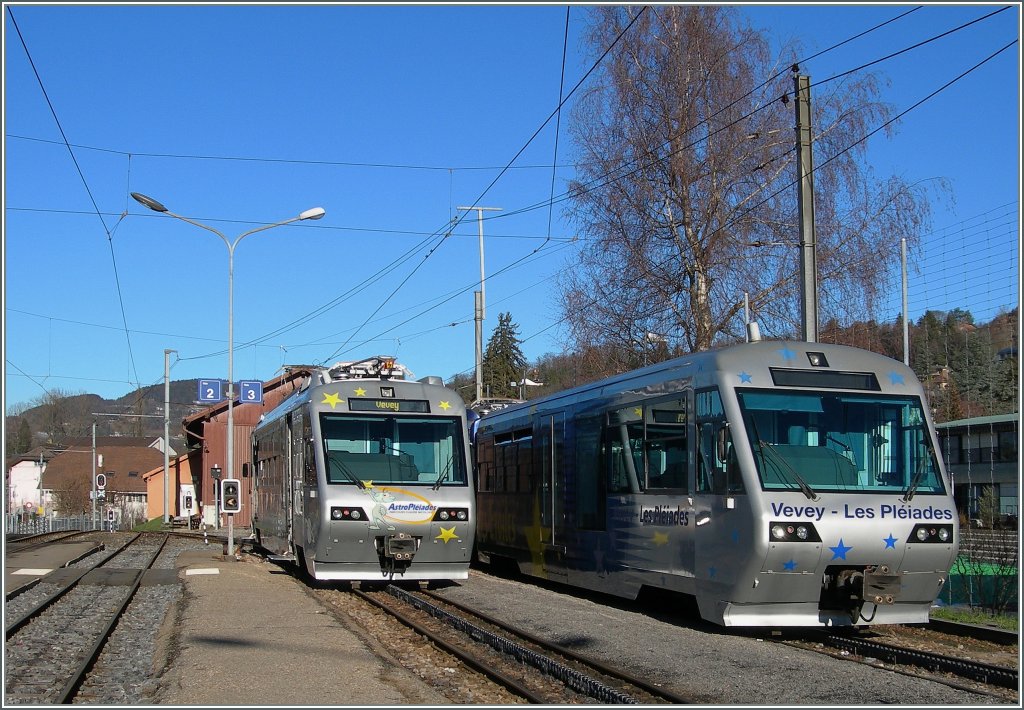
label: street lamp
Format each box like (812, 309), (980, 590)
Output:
(131, 192), (325, 555)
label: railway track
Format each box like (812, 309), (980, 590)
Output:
(821, 632), (1018, 690)
(351, 583), (696, 704)
(3, 532), (203, 705)
(5, 530), (87, 555)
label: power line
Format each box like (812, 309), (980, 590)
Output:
(3, 133), (576, 172)
(6, 6), (143, 398)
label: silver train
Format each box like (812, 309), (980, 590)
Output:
(473, 339), (959, 627)
(251, 356), (475, 582)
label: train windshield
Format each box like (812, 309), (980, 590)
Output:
(735, 390), (946, 496)
(320, 414), (467, 486)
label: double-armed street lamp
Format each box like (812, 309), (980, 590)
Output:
(131, 192), (325, 550)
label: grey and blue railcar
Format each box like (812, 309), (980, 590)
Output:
(474, 339), (958, 627)
(251, 357), (475, 581)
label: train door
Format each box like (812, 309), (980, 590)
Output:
(288, 410), (306, 555)
(693, 387), (751, 619)
(537, 413), (568, 581)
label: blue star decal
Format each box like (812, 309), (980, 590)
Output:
(778, 346), (797, 361)
(883, 534), (898, 549)
(731, 528), (740, 544)
(738, 371), (752, 383)
(888, 371), (905, 385)
(829, 538), (852, 560)
(783, 559), (797, 571)
(708, 566), (717, 579)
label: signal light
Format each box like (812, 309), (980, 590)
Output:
(220, 478), (242, 514)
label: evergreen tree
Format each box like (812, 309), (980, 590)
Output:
(482, 312), (528, 399)
(16, 418), (32, 455)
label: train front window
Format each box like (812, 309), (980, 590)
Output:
(320, 414), (466, 486)
(736, 390), (945, 495)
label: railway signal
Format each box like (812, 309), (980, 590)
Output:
(220, 478), (242, 514)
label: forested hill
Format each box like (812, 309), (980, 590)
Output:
(6, 306), (1018, 459)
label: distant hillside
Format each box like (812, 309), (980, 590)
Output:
(5, 379), (210, 457)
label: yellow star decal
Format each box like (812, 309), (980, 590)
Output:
(435, 526), (458, 543)
(439, 400), (451, 411)
(634, 407), (643, 417)
(652, 531), (670, 546)
(362, 480), (374, 489)
(353, 387), (367, 397)
(322, 392), (342, 409)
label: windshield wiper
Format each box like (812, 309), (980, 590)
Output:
(432, 455), (455, 491)
(749, 417), (817, 501)
(757, 439), (819, 501)
(329, 457), (365, 489)
(903, 438), (936, 502)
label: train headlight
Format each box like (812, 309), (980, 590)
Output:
(433, 507), (468, 522)
(330, 506), (366, 521)
(768, 521), (821, 542)
(911, 523), (954, 543)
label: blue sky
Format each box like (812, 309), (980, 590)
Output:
(3, 3), (1020, 413)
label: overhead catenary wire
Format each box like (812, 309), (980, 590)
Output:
(6, 6), (144, 399)
(4, 6), (1017, 403)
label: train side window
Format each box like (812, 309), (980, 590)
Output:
(476, 434), (495, 492)
(646, 397), (689, 492)
(696, 388), (744, 494)
(603, 406), (644, 494)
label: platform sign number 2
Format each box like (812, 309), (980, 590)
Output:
(198, 379), (224, 403)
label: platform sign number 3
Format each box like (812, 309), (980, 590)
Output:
(239, 381), (263, 405)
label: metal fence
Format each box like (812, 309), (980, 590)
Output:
(4, 515), (103, 535)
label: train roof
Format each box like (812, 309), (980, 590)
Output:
(257, 356), (464, 427)
(478, 339), (919, 421)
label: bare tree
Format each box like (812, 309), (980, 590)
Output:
(561, 6), (941, 363)
(49, 475), (91, 517)
(33, 388), (93, 445)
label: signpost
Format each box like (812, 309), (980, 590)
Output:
(198, 379), (224, 403)
(239, 380), (263, 405)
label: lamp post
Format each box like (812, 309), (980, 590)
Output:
(132, 192), (325, 557)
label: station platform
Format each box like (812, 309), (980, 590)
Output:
(154, 548), (450, 706)
(4, 537), (103, 596)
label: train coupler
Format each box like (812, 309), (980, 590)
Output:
(862, 564), (900, 605)
(384, 531), (419, 562)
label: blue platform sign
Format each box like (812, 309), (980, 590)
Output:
(239, 380), (264, 405)
(198, 379), (224, 403)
